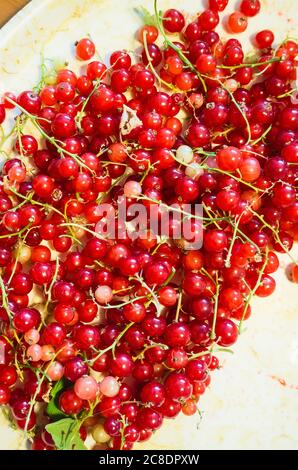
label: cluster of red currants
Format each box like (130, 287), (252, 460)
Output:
(0, 0), (297, 451)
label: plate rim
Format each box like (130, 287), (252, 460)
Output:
(0, 0), (52, 44)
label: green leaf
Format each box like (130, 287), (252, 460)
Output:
(46, 378), (68, 420)
(46, 418), (87, 450)
(135, 6), (158, 27)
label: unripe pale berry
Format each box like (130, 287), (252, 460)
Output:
(99, 376), (120, 397)
(92, 423), (110, 443)
(74, 375), (99, 401)
(47, 361), (65, 381)
(95, 285), (113, 305)
(176, 145), (194, 164)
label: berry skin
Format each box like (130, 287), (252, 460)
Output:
(165, 348), (188, 370)
(228, 12), (248, 34)
(216, 146), (243, 171)
(52, 113), (76, 138)
(123, 302), (146, 323)
(109, 353), (133, 377)
(18, 90), (41, 114)
(64, 357), (88, 382)
(144, 261), (170, 285)
(74, 375), (99, 401)
(96, 397), (121, 417)
(186, 122), (210, 148)
(138, 25), (158, 44)
(76, 38), (96, 60)
(13, 308), (40, 333)
(240, 0), (261, 17)
(163, 9), (185, 33)
(137, 407), (163, 430)
(196, 54), (217, 74)
(0, 365), (18, 387)
(204, 229), (228, 252)
(73, 325), (100, 350)
(255, 30), (274, 48)
(164, 372), (192, 401)
(215, 318), (238, 346)
(183, 273), (206, 296)
(41, 323), (67, 347)
(0, 104), (6, 123)
(198, 10), (220, 31)
(163, 323), (191, 347)
(185, 359), (207, 382)
(209, 0), (229, 12)
(99, 376), (120, 397)
(59, 389), (83, 415)
(140, 381), (165, 406)
(290, 265), (298, 283)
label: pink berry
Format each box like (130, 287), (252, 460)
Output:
(74, 375), (99, 401)
(99, 376), (120, 397)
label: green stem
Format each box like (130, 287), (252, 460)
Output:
(251, 124), (272, 146)
(103, 295), (147, 309)
(44, 259), (60, 312)
(239, 248), (269, 333)
(153, 0), (207, 93)
(175, 290), (182, 323)
(225, 217), (241, 268)
(5, 97), (93, 174)
(142, 29), (177, 92)
(0, 275), (13, 322)
(135, 194), (229, 223)
(250, 209), (297, 264)
(60, 222), (106, 240)
(210, 272), (220, 340)
(219, 57), (281, 70)
(134, 273), (162, 316)
(89, 322), (134, 364)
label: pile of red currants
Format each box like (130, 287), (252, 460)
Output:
(0, 0), (297, 450)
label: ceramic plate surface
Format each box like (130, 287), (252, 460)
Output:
(0, 0), (298, 450)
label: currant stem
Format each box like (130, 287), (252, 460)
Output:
(89, 321), (134, 364)
(225, 216), (241, 268)
(153, 0), (207, 93)
(175, 290), (182, 323)
(142, 30), (177, 92)
(0, 274), (14, 322)
(210, 272), (220, 341)
(5, 97), (93, 174)
(239, 247), (269, 333)
(219, 57), (281, 70)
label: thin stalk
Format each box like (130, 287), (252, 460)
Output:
(250, 209), (297, 264)
(210, 272), (220, 341)
(219, 57), (281, 70)
(225, 216), (241, 268)
(5, 97), (93, 174)
(44, 259), (60, 312)
(175, 290), (182, 323)
(135, 194), (229, 223)
(103, 295), (147, 309)
(239, 248), (269, 333)
(0, 275), (13, 322)
(251, 124), (272, 146)
(143, 30), (177, 92)
(202, 203), (221, 230)
(134, 273), (162, 316)
(89, 322), (134, 364)
(24, 347), (63, 436)
(60, 222), (106, 240)
(153, 0), (207, 92)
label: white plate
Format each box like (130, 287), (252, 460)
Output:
(0, 0), (298, 450)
